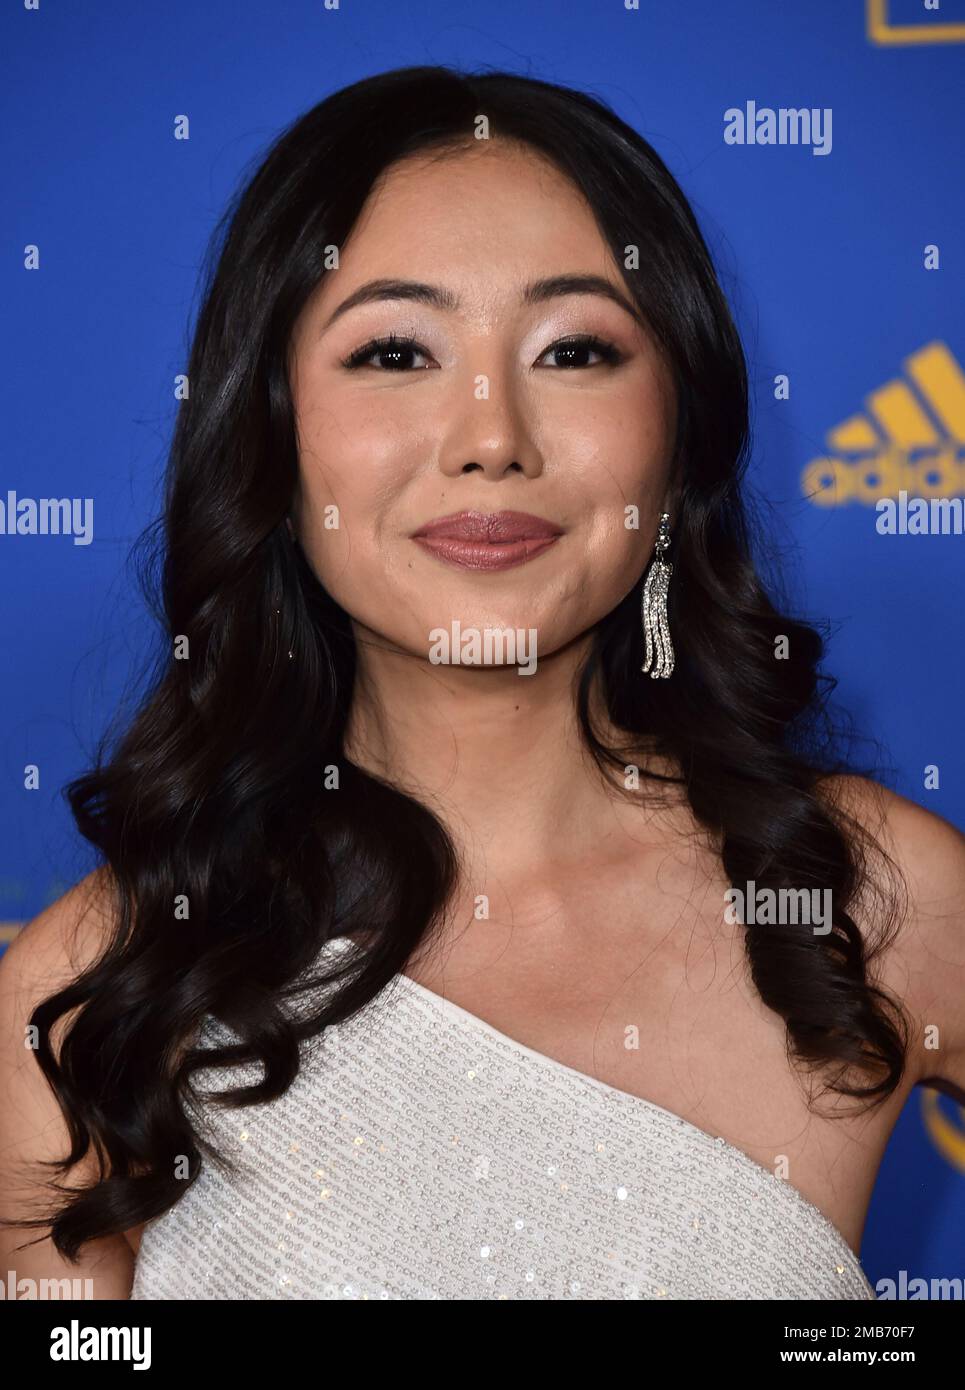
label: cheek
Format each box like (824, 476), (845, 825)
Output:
(294, 403), (421, 607)
(548, 403), (670, 538)
(542, 396), (670, 612)
(296, 398), (412, 530)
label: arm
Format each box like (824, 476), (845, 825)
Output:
(0, 868), (136, 1298)
(818, 774), (965, 1101)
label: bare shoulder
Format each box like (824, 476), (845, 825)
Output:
(0, 866), (121, 998)
(0, 867), (137, 1295)
(815, 773), (965, 1097)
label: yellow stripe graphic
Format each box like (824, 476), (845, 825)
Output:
(867, 381), (942, 451)
(904, 343), (965, 444)
(921, 1090), (965, 1173)
(827, 415), (880, 454)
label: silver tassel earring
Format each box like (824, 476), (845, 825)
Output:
(641, 511), (674, 679)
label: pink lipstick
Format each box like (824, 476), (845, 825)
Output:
(411, 509), (564, 571)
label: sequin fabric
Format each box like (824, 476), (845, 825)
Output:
(130, 935), (875, 1300)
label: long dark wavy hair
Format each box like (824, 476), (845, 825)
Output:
(10, 65), (908, 1261)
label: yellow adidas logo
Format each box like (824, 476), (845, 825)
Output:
(802, 342), (965, 506)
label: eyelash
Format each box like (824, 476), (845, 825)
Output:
(340, 332), (624, 372)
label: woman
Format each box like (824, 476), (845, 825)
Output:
(1, 65), (963, 1302)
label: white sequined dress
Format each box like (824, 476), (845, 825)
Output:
(130, 935), (875, 1300)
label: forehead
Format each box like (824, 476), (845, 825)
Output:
(321, 142), (619, 305)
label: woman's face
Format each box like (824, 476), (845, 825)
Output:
(288, 141), (677, 667)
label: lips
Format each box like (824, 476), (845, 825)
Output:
(411, 509), (564, 571)
(412, 509), (563, 542)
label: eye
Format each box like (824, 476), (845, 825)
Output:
(341, 334), (434, 371)
(340, 331), (625, 373)
(538, 335), (624, 369)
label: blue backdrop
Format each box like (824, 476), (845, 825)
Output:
(2, 0), (963, 1292)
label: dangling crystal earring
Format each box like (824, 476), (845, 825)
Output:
(641, 511), (674, 679)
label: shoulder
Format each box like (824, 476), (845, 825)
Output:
(0, 867), (123, 1071)
(0, 865), (121, 1152)
(0, 866), (120, 996)
(815, 773), (965, 903)
(0, 867), (136, 1292)
(815, 773), (965, 1097)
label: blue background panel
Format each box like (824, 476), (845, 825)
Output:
(2, 0), (963, 1292)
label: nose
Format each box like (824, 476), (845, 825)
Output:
(436, 366), (544, 481)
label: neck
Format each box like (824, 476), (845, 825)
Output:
(342, 622), (666, 882)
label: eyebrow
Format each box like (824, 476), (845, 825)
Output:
(320, 274), (644, 332)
